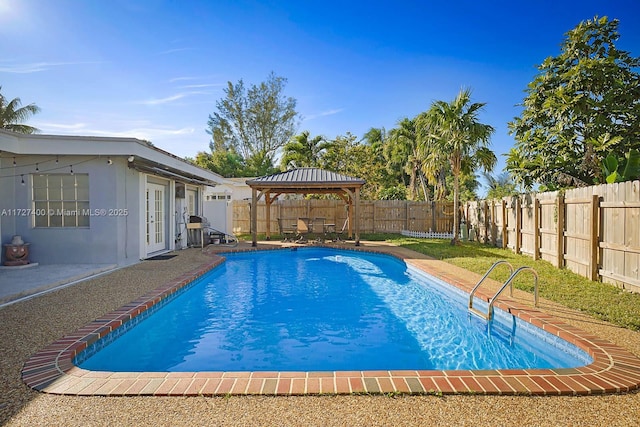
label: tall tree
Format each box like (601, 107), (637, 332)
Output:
(279, 130), (326, 169)
(0, 86), (41, 134)
(361, 127), (397, 199)
(385, 118), (433, 201)
(207, 73), (300, 176)
(319, 132), (360, 174)
(483, 171), (518, 199)
(418, 88), (496, 244)
(191, 148), (246, 178)
(507, 16), (640, 189)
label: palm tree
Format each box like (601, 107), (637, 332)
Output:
(385, 118), (435, 201)
(0, 86), (41, 134)
(280, 130), (326, 169)
(482, 171), (518, 199)
(418, 88), (496, 244)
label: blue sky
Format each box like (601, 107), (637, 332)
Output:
(1, 0), (639, 175)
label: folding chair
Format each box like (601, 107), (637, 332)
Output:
(310, 217), (326, 243)
(277, 218), (296, 242)
(332, 217), (349, 242)
(296, 217), (311, 243)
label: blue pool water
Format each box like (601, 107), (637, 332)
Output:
(77, 248), (592, 372)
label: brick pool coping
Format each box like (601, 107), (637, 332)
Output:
(22, 245), (640, 396)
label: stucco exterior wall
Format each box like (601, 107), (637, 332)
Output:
(1, 156), (142, 266)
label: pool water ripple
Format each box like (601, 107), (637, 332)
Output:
(77, 247), (591, 373)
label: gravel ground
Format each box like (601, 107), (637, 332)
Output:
(1, 244), (639, 427)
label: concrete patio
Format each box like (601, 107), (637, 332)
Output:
(0, 263), (118, 306)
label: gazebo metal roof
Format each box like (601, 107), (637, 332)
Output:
(245, 168), (366, 246)
(246, 168), (365, 187)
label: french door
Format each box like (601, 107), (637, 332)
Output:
(146, 182), (166, 253)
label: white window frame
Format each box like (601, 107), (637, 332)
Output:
(32, 173), (90, 228)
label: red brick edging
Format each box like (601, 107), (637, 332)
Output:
(22, 246), (640, 396)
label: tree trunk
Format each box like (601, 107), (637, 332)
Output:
(451, 172), (460, 245)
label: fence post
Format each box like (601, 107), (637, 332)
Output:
(556, 193), (565, 268)
(501, 199), (507, 249)
(405, 201), (409, 233)
(590, 195), (600, 281)
(515, 197), (521, 254)
(431, 201), (436, 231)
(483, 201), (489, 244)
(533, 197), (540, 260)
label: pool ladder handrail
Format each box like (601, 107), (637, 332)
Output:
(468, 260), (514, 312)
(469, 262), (539, 321)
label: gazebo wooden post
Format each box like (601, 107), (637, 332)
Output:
(343, 189), (354, 239)
(265, 192), (272, 241)
(354, 187), (360, 246)
(251, 187), (258, 247)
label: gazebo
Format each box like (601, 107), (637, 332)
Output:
(245, 168), (366, 247)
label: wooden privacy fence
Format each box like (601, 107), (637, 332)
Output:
(464, 180), (640, 293)
(232, 199), (455, 236)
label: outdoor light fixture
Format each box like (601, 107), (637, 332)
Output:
(20, 174), (25, 185)
(107, 157), (113, 165)
(128, 156), (135, 163)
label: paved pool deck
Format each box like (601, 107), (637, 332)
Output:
(0, 263), (118, 306)
(20, 241), (640, 397)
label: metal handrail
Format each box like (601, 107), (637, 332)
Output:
(486, 266), (539, 321)
(468, 260), (514, 310)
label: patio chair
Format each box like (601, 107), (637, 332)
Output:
(278, 218), (297, 242)
(310, 217), (326, 243)
(331, 217), (349, 242)
(296, 217), (311, 243)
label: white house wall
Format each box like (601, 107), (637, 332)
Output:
(1, 155), (142, 266)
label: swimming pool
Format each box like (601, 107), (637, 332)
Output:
(22, 244), (640, 396)
(76, 247), (591, 372)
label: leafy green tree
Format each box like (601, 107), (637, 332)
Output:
(384, 118), (434, 201)
(0, 86), (40, 134)
(317, 132), (384, 200)
(602, 148), (640, 183)
(482, 171), (518, 199)
(418, 88), (496, 244)
(508, 16), (640, 189)
(191, 148), (246, 178)
(362, 127), (399, 198)
(378, 184), (407, 200)
(444, 173), (479, 203)
(207, 72), (300, 176)
(319, 132), (359, 174)
(279, 130), (327, 169)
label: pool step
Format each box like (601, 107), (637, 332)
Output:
(469, 306), (489, 320)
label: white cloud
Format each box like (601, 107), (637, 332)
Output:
(157, 47), (198, 55)
(303, 108), (344, 121)
(135, 91), (212, 106)
(178, 83), (223, 89)
(168, 75), (220, 83)
(137, 93), (189, 105)
(0, 61), (103, 74)
(34, 122), (88, 130)
(35, 121), (195, 141)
